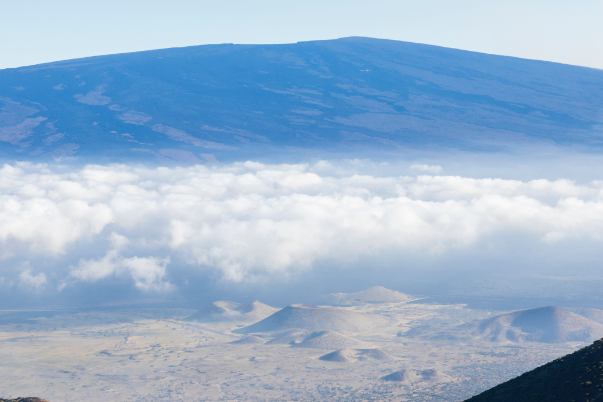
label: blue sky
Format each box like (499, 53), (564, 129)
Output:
(1, 0), (602, 70)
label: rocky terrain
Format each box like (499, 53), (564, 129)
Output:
(0, 288), (598, 401)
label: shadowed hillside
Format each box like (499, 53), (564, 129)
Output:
(465, 338), (603, 401)
(1, 37), (603, 163)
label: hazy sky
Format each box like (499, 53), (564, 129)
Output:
(1, 0), (602, 70)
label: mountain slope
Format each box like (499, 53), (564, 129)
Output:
(477, 306), (603, 343)
(465, 338), (603, 401)
(1, 37), (602, 163)
(233, 303), (392, 334)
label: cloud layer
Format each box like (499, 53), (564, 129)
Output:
(1, 161), (603, 291)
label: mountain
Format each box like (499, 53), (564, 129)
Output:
(1, 37), (603, 163)
(185, 300), (278, 323)
(232, 303), (393, 334)
(322, 286), (415, 306)
(464, 338), (603, 401)
(476, 306), (603, 343)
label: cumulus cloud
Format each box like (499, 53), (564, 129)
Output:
(70, 232), (172, 291)
(19, 269), (47, 289)
(0, 161), (603, 288)
(411, 164), (443, 173)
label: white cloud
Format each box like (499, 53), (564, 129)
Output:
(1, 162), (603, 286)
(121, 256), (172, 291)
(70, 249), (120, 282)
(410, 164), (443, 173)
(69, 232), (171, 291)
(19, 269), (47, 289)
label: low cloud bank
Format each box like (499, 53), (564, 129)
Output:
(0, 161), (603, 291)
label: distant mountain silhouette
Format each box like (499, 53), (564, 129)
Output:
(322, 286), (415, 306)
(476, 306), (603, 343)
(186, 300), (278, 323)
(233, 303), (393, 334)
(1, 37), (603, 163)
(465, 338), (603, 401)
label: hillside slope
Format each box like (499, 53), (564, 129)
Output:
(476, 306), (603, 343)
(233, 304), (392, 334)
(465, 338), (603, 401)
(1, 37), (602, 163)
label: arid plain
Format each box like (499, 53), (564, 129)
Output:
(0, 287), (594, 402)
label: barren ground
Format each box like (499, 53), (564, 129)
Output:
(0, 303), (580, 402)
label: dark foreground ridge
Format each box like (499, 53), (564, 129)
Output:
(0, 398), (50, 402)
(465, 338), (603, 401)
